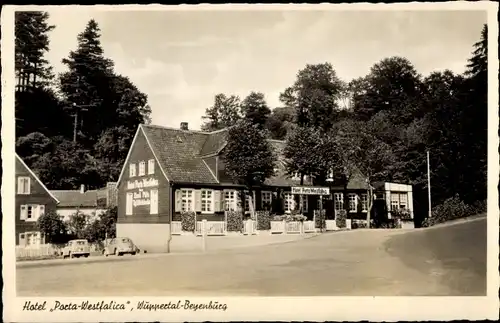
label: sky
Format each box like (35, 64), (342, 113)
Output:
(43, 7), (487, 130)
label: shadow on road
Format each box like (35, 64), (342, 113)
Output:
(383, 218), (487, 296)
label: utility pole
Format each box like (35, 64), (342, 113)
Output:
(427, 150), (432, 218)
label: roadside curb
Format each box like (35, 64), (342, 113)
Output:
(17, 233), (322, 269)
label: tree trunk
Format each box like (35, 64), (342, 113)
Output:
(300, 174), (304, 214)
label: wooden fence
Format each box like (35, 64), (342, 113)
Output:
(243, 220), (258, 235)
(195, 221), (227, 236)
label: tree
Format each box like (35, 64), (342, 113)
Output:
(59, 19), (115, 147)
(223, 120), (276, 217)
(66, 211), (88, 239)
(265, 107), (296, 140)
(99, 206), (118, 239)
(15, 11), (55, 90)
(37, 211), (68, 244)
(280, 63), (345, 132)
(201, 93), (242, 131)
(465, 24), (487, 79)
(241, 92), (271, 128)
(350, 57), (423, 123)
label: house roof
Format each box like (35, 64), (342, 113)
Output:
(50, 189), (107, 208)
(131, 124), (375, 189)
(15, 154), (60, 204)
(141, 124), (219, 184)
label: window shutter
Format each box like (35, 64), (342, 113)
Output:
(17, 177), (22, 194)
(214, 190), (221, 212)
(20, 205), (27, 220)
(175, 189), (181, 212)
(150, 189), (158, 215)
(19, 233), (26, 247)
(194, 190), (202, 213)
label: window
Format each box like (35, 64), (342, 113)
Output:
(20, 205), (44, 221)
(391, 192), (408, 211)
(390, 193), (400, 211)
(24, 232), (42, 246)
(17, 176), (30, 194)
(334, 193), (343, 212)
(150, 189), (158, 215)
(361, 194), (368, 212)
(261, 191), (272, 211)
(129, 164), (136, 177)
(348, 193), (357, 212)
(201, 189), (213, 213)
(148, 159), (155, 175)
(126, 192), (133, 215)
(284, 192), (295, 213)
(224, 190), (237, 211)
(138, 161), (146, 176)
(181, 189), (194, 212)
(244, 192), (256, 212)
(300, 196), (308, 213)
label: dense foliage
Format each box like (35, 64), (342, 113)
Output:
(15, 14), (151, 190)
(180, 211), (196, 232)
(256, 211), (271, 231)
(226, 210), (243, 232)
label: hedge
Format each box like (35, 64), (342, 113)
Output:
(314, 210), (326, 229)
(336, 210), (347, 228)
(422, 195), (485, 227)
(180, 211), (196, 232)
(256, 211), (271, 230)
(227, 210), (243, 232)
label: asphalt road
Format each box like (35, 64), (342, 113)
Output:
(17, 217), (487, 296)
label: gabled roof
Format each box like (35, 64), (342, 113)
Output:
(141, 124), (218, 184)
(15, 154), (60, 204)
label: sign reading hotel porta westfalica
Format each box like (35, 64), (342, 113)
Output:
(291, 186), (330, 196)
(127, 178), (159, 207)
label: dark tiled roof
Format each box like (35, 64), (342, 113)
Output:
(141, 125), (218, 184)
(199, 128), (228, 157)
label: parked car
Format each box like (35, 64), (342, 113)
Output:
(103, 237), (139, 256)
(61, 239), (90, 259)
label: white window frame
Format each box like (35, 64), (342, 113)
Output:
(334, 193), (343, 212)
(261, 191), (273, 211)
(348, 193), (357, 213)
(300, 196), (308, 213)
(21, 205), (42, 222)
(126, 192), (133, 215)
(224, 190), (237, 211)
(399, 192), (408, 209)
(181, 189), (195, 212)
(148, 159), (155, 175)
(201, 189), (214, 213)
(17, 176), (30, 194)
(284, 192), (295, 213)
(244, 191), (256, 213)
(138, 161), (146, 176)
(361, 194), (368, 212)
(129, 163), (136, 178)
(24, 231), (42, 246)
(390, 193), (400, 211)
(150, 189), (158, 215)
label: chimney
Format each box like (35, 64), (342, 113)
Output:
(180, 122), (189, 131)
(80, 184), (85, 194)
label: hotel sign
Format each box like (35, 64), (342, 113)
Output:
(127, 178), (159, 207)
(291, 186), (330, 196)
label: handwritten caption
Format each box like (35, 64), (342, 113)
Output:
(23, 300), (228, 312)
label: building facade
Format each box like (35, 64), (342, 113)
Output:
(15, 154), (59, 246)
(116, 123), (414, 252)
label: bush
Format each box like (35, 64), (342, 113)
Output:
(314, 210), (325, 229)
(272, 214), (307, 222)
(352, 219), (368, 229)
(256, 211), (271, 230)
(422, 194), (479, 227)
(180, 211), (196, 232)
(336, 210), (347, 228)
(36, 211), (69, 244)
(227, 210), (243, 232)
(391, 209), (412, 221)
